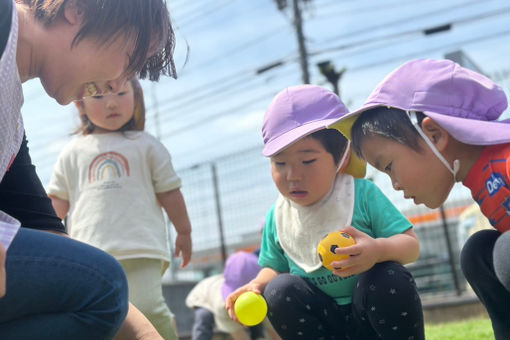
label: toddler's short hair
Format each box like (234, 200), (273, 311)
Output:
(310, 129), (349, 165)
(351, 107), (426, 159)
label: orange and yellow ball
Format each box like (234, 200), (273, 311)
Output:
(317, 232), (356, 271)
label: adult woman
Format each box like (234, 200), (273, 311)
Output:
(0, 0), (177, 339)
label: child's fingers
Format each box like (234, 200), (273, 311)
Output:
(225, 292), (241, 320)
(174, 247), (181, 259)
(180, 251), (192, 268)
(333, 243), (360, 256)
(333, 265), (358, 278)
(339, 225), (363, 238)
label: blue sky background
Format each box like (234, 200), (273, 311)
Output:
(20, 0), (510, 211)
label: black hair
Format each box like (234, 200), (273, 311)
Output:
(351, 107), (426, 159)
(23, 0), (177, 80)
(309, 129), (349, 164)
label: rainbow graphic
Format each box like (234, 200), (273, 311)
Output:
(88, 151), (130, 183)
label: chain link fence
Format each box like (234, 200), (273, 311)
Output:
(166, 145), (479, 298)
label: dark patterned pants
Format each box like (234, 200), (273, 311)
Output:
(264, 261), (424, 340)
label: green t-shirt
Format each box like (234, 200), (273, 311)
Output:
(259, 178), (412, 305)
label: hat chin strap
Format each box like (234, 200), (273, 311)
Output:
(336, 140), (351, 173)
(408, 111), (460, 181)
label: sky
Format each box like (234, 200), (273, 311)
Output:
(20, 0), (510, 209)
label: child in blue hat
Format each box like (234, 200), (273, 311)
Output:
(225, 85), (424, 340)
(331, 58), (510, 339)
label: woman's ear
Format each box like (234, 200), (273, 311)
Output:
(63, 0), (85, 26)
(421, 117), (449, 152)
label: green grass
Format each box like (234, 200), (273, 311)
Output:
(425, 317), (494, 340)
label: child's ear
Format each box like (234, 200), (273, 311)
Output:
(421, 117), (449, 151)
(63, 0), (85, 26)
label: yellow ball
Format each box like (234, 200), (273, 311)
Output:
(317, 232), (356, 271)
(234, 291), (268, 326)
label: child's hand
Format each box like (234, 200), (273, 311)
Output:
(225, 281), (264, 322)
(174, 233), (192, 268)
(330, 226), (381, 278)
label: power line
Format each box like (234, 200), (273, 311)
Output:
(308, 0), (448, 21)
(347, 28), (510, 72)
(175, 0), (236, 28)
(312, 0), (487, 46)
(163, 1), (507, 105)
(183, 25), (292, 74)
(148, 62), (298, 125)
(158, 89), (279, 140)
(311, 10), (507, 57)
(152, 7), (510, 119)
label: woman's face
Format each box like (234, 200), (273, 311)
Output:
(39, 32), (137, 105)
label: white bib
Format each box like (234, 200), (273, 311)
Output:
(275, 174), (355, 273)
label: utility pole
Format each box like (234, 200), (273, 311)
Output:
(274, 0), (310, 84)
(292, 0), (310, 84)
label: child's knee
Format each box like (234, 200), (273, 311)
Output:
(461, 229), (499, 279)
(494, 231), (510, 292)
(264, 273), (302, 307)
(360, 261), (414, 287)
(356, 261), (418, 302)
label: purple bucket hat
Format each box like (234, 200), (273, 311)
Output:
(221, 251), (261, 301)
(262, 84), (366, 178)
(330, 58), (510, 146)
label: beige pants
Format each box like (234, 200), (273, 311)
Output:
(119, 258), (177, 340)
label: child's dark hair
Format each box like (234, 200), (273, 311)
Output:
(309, 129), (349, 164)
(22, 0), (177, 80)
(74, 78), (145, 135)
(351, 107), (426, 159)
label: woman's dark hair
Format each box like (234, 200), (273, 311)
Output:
(22, 0), (177, 80)
(309, 128), (349, 164)
(351, 107), (426, 159)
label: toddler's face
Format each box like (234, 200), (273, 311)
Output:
(80, 81), (135, 133)
(360, 134), (454, 209)
(270, 136), (338, 206)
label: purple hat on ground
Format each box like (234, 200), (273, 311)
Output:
(262, 84), (366, 178)
(330, 58), (510, 145)
(221, 251), (261, 301)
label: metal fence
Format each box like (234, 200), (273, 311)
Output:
(165, 144), (478, 298)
